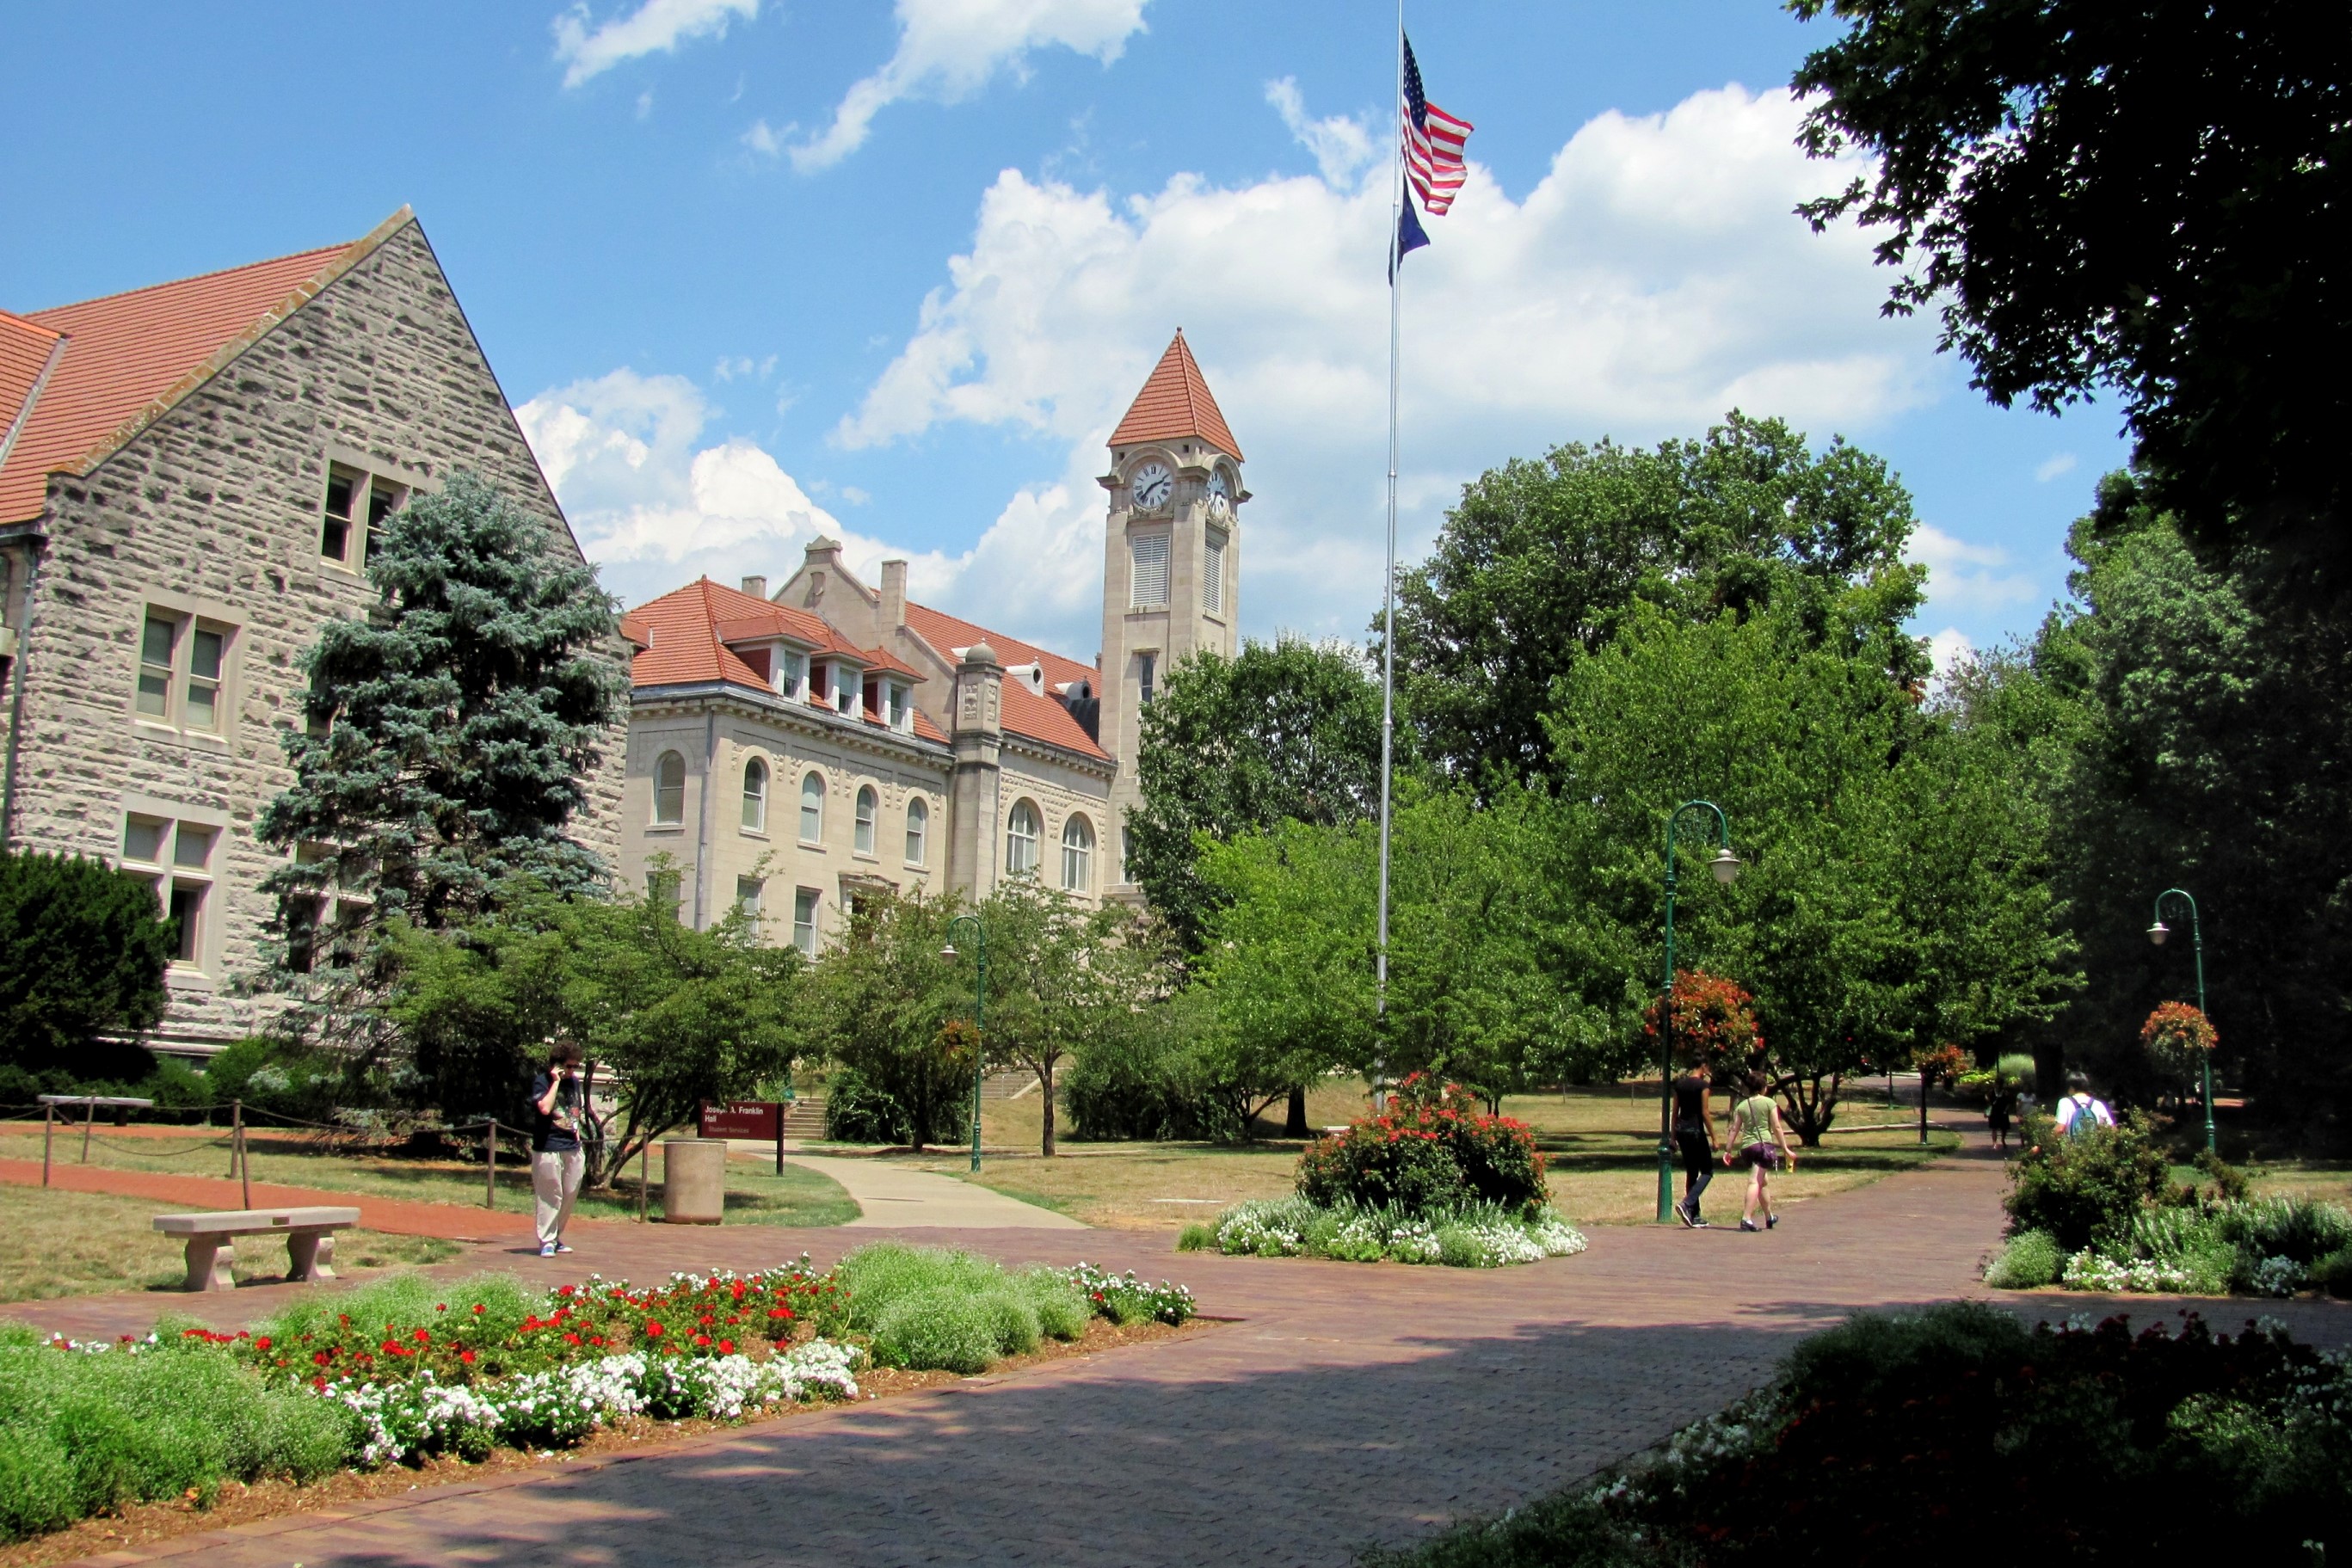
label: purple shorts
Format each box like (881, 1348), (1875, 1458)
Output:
(1741, 1142), (1781, 1171)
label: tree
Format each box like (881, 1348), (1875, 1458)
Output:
(1386, 412), (1924, 786)
(799, 890), (979, 1152)
(259, 470), (627, 951)
(0, 850), (174, 1079)
(1125, 636), (1386, 951)
(976, 879), (1179, 1157)
(1789, 1), (2350, 592)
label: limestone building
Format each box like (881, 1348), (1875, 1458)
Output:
(619, 330), (1245, 947)
(0, 210), (625, 1054)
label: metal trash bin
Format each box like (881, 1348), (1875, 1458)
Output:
(660, 1137), (728, 1225)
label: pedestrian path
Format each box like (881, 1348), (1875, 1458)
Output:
(0, 1158), (541, 1242)
(784, 1153), (1087, 1229)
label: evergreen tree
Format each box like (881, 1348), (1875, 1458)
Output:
(258, 470), (627, 951)
(0, 849), (175, 1078)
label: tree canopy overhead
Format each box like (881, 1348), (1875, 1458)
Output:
(1789, 0), (2349, 590)
(1386, 412), (1924, 785)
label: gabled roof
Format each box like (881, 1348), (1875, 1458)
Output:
(1107, 329), (1242, 462)
(626, 577), (945, 742)
(901, 601), (1109, 761)
(0, 213), (414, 526)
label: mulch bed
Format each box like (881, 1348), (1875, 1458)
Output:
(0, 1315), (1218, 1567)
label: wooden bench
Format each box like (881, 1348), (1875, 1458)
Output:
(151, 1207), (361, 1291)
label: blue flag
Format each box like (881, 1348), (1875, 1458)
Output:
(1392, 187), (1430, 280)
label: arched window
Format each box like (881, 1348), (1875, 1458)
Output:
(1005, 799), (1041, 876)
(1061, 814), (1094, 893)
(800, 771), (826, 843)
(854, 786), (877, 856)
(653, 751), (686, 825)
(905, 796), (929, 865)
(741, 757), (768, 832)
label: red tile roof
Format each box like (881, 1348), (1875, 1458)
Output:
(1107, 329), (1242, 462)
(628, 578), (945, 743)
(900, 602), (1109, 760)
(0, 229), (397, 525)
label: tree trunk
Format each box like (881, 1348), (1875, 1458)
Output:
(1284, 1085), (1309, 1138)
(1040, 1062), (1056, 1158)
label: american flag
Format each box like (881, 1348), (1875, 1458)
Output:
(1401, 34), (1472, 216)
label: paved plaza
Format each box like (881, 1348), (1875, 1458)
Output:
(16, 1139), (2349, 1568)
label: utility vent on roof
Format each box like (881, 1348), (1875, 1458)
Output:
(1004, 662), (1046, 698)
(1130, 532), (1169, 609)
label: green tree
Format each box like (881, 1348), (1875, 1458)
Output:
(1387, 412), (1924, 785)
(1789, 1), (2349, 592)
(800, 890), (978, 1152)
(0, 850), (174, 1079)
(1126, 636), (1386, 950)
(258, 470), (627, 953)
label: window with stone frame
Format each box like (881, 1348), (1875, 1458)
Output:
(736, 875), (765, 920)
(282, 842), (371, 975)
(320, 463), (408, 570)
(742, 756), (769, 832)
(1204, 529), (1228, 616)
(1061, 814), (1094, 893)
(133, 608), (233, 735)
(905, 796), (929, 866)
(792, 887), (820, 955)
(652, 751), (687, 825)
(1006, 799), (1042, 876)
(854, 786), (877, 856)
(1130, 531), (1170, 608)
(800, 771), (826, 843)
(120, 810), (220, 971)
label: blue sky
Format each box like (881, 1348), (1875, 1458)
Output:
(1, 0), (2127, 670)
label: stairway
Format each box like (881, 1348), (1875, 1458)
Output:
(980, 1069), (1037, 1102)
(782, 1098), (828, 1141)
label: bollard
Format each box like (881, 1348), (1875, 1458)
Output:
(485, 1118), (498, 1209)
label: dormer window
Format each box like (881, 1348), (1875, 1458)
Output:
(832, 665), (856, 716)
(776, 649), (806, 700)
(809, 661), (828, 708)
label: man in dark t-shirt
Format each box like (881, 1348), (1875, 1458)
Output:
(1671, 1061), (1717, 1227)
(531, 1040), (586, 1257)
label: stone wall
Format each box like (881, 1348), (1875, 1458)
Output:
(6, 218), (628, 1052)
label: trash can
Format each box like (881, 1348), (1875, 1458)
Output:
(660, 1137), (728, 1225)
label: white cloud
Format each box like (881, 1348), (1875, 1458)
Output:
(1926, 627), (1976, 683)
(1266, 77), (1377, 188)
(775, 0), (1149, 173)
(2035, 451), (2077, 483)
(1908, 523), (2040, 615)
(741, 118), (785, 157)
(552, 0), (756, 89)
(833, 82), (1944, 649)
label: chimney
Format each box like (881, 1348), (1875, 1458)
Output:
(740, 575), (767, 600)
(800, 537), (846, 612)
(880, 559), (908, 630)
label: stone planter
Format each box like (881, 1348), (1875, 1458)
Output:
(660, 1137), (729, 1225)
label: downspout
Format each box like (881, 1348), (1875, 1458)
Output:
(691, 709), (717, 929)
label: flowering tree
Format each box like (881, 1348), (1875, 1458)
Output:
(1914, 1042), (1969, 1088)
(2140, 1001), (2218, 1101)
(1641, 970), (1764, 1078)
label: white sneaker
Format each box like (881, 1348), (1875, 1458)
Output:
(539, 1242), (559, 1257)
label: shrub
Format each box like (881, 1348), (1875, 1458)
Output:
(2124, 1208), (2236, 1294)
(1174, 1222), (1215, 1252)
(1209, 1196), (1584, 1269)
(838, 1244), (1106, 1370)
(823, 1068), (912, 1145)
(1297, 1086), (1547, 1218)
(2311, 1245), (2352, 1299)
(1013, 1269), (1089, 1339)
(2210, 1195), (2352, 1264)
(1984, 1229), (2062, 1288)
(0, 849), (175, 1077)
(871, 1289), (1001, 1374)
(2002, 1110), (2172, 1251)
(1062, 1012), (1237, 1141)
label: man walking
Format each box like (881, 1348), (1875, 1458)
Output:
(531, 1039), (588, 1257)
(1672, 1060), (1718, 1227)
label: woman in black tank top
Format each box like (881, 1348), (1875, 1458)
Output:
(1671, 1061), (1716, 1227)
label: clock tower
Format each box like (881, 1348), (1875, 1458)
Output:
(1097, 329), (1246, 895)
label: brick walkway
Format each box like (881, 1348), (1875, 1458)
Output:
(30, 1139), (2352, 1567)
(0, 1158), (547, 1242)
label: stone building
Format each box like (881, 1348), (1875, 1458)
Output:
(0, 209), (625, 1055)
(619, 329), (1244, 946)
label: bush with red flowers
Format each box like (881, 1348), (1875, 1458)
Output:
(1298, 1077), (1548, 1218)
(1641, 969), (1764, 1075)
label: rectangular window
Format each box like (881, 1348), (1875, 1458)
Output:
(778, 649), (805, 698)
(173, 825), (215, 870)
(1204, 531), (1227, 616)
(167, 882), (205, 964)
(366, 479), (401, 561)
(285, 895), (323, 975)
(123, 815), (169, 865)
(184, 626), (225, 731)
(137, 614), (175, 717)
(792, 888), (819, 956)
(322, 463), (408, 569)
(321, 469), (356, 563)
(122, 809), (223, 969)
(1130, 532), (1170, 608)
(647, 868), (682, 913)
(1139, 651), (1156, 705)
(736, 876), (764, 918)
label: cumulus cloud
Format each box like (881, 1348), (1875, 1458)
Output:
(2035, 451), (2078, 483)
(552, 0), (757, 88)
(1926, 626), (1977, 685)
(774, 0), (1149, 172)
(833, 81), (1942, 648)
(1266, 77), (1377, 188)
(1908, 523), (2040, 617)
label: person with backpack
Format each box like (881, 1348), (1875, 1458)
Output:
(2053, 1071), (2115, 1139)
(530, 1039), (588, 1257)
(1721, 1069), (1797, 1232)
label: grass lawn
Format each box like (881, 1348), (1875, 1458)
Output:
(0, 1124), (858, 1230)
(2231, 1160), (2352, 1208)
(0, 1184), (462, 1305)
(922, 1079), (1958, 1229)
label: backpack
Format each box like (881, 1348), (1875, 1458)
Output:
(2061, 1094), (2108, 1138)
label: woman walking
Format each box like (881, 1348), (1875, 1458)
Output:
(531, 1039), (588, 1258)
(1671, 1060), (1718, 1227)
(1722, 1070), (1797, 1232)
(1986, 1076), (2019, 1153)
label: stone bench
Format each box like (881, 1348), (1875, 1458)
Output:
(151, 1207), (361, 1291)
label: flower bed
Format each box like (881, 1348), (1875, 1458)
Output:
(1989, 1194), (2352, 1297)
(0, 1248), (1196, 1545)
(1187, 1196), (1587, 1268)
(1367, 1305), (2352, 1565)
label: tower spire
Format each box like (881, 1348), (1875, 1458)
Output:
(1109, 329), (1243, 459)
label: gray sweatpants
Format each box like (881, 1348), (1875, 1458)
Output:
(532, 1147), (584, 1247)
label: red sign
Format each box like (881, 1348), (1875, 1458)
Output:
(699, 1101), (781, 1140)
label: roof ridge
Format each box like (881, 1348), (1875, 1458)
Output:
(23, 236), (360, 320)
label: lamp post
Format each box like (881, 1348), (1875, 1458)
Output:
(942, 914), (987, 1174)
(2146, 887), (2213, 1153)
(1659, 800), (1741, 1223)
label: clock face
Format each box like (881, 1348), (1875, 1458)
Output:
(1205, 470), (1231, 515)
(1132, 463), (1173, 509)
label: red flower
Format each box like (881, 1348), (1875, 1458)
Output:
(693, 1332), (712, 1347)
(255, 1336), (271, 1350)
(381, 1339), (402, 1355)
(472, 1303), (486, 1315)
(644, 1321), (666, 1338)
(564, 1332), (582, 1345)
(459, 1350), (477, 1365)
(435, 1303), (447, 1313)
(413, 1328), (431, 1344)
(767, 1307), (793, 1319)
(717, 1338), (736, 1354)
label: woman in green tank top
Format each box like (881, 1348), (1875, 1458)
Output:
(1721, 1069), (1797, 1231)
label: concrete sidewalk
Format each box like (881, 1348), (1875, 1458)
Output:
(784, 1153), (1087, 1229)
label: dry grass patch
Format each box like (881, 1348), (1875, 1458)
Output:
(0, 1185), (460, 1304)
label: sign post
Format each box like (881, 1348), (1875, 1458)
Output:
(697, 1102), (785, 1175)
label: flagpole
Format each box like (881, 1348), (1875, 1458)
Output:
(1376, 0), (1404, 1068)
